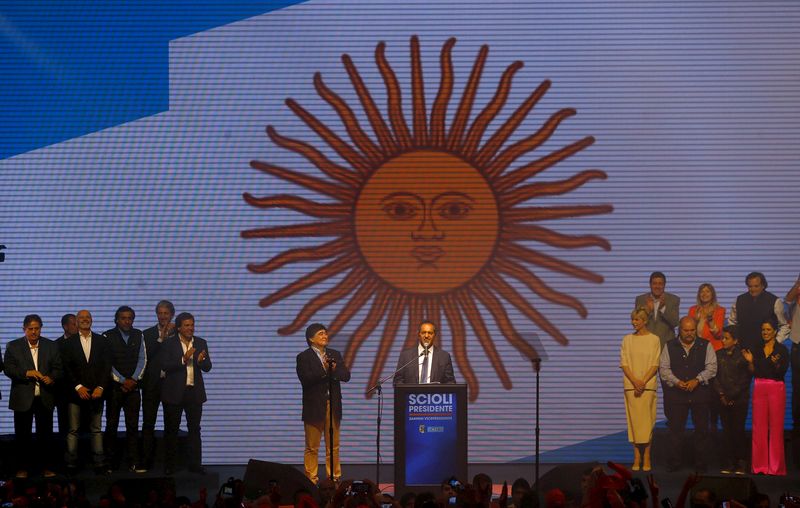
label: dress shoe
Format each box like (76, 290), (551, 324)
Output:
(130, 464), (148, 473)
(43, 470), (57, 478)
(15, 470), (28, 479)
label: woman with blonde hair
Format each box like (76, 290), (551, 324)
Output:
(689, 283), (725, 351)
(620, 307), (661, 471)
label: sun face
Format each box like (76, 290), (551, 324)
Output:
(243, 36), (612, 400)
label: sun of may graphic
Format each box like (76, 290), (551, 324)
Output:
(243, 36), (612, 401)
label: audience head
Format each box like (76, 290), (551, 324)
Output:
(511, 478), (531, 507)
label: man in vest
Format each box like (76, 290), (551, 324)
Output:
(728, 272), (789, 352)
(659, 316), (717, 472)
(104, 305), (147, 473)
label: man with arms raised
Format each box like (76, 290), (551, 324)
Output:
(394, 321), (456, 385)
(296, 323), (351, 484)
(141, 300), (175, 470)
(4, 314), (62, 478)
(635, 272), (680, 348)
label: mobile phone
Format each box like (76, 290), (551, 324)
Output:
(722, 502), (730, 508)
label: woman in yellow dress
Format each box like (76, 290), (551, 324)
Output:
(620, 307), (661, 471)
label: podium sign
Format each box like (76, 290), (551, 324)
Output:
(394, 384), (467, 492)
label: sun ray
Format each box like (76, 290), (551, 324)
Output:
(456, 290), (512, 389)
(504, 243), (603, 283)
(277, 266), (368, 335)
(286, 99), (372, 175)
(242, 193), (351, 219)
(258, 256), (356, 308)
(249, 160), (355, 201)
(430, 38), (456, 146)
(474, 80), (551, 168)
(504, 204), (614, 222)
(502, 224), (611, 251)
(266, 126), (363, 188)
(314, 72), (384, 165)
(442, 294), (479, 401)
(375, 42), (413, 150)
(486, 108), (577, 180)
(462, 60), (523, 159)
(493, 257), (587, 317)
(410, 35), (428, 146)
(495, 135), (595, 191)
(365, 295), (407, 397)
(404, 297), (424, 350)
(341, 53), (397, 154)
(247, 237), (353, 275)
(483, 272), (569, 345)
(471, 282), (540, 361)
(446, 44), (489, 151)
(503, 169), (608, 207)
(241, 220), (351, 240)
(344, 286), (391, 366)
(327, 277), (381, 337)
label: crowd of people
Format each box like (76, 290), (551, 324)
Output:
(0, 300), (211, 479)
(621, 271), (800, 476)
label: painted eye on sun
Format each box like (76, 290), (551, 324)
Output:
(242, 35), (612, 401)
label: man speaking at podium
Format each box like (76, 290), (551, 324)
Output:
(394, 321), (456, 384)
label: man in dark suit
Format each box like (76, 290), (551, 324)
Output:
(635, 271), (680, 348)
(55, 313), (77, 441)
(161, 312), (211, 475)
(61, 309), (111, 474)
(394, 321), (456, 385)
(296, 323), (351, 484)
(104, 305), (147, 472)
(141, 300), (175, 470)
(4, 314), (62, 478)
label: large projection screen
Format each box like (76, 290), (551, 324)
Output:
(1, 0), (799, 464)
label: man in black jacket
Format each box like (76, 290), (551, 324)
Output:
(61, 309), (111, 474)
(104, 305), (147, 472)
(4, 314), (62, 478)
(296, 323), (351, 484)
(141, 300), (175, 470)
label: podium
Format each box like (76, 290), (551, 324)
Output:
(394, 383), (468, 493)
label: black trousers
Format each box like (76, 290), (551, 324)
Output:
(719, 395), (749, 466)
(105, 385), (141, 467)
(14, 397), (55, 472)
(664, 397), (710, 468)
(163, 390), (202, 470)
(141, 382), (163, 466)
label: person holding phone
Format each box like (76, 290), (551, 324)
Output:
(161, 312), (212, 475)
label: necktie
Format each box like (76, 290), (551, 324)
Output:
(420, 350), (429, 384)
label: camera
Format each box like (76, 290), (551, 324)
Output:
(348, 481), (370, 496)
(220, 477), (237, 498)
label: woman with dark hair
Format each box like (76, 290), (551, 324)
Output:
(620, 307), (661, 471)
(689, 283), (725, 351)
(743, 317), (789, 475)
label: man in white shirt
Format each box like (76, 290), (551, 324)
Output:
(393, 321), (456, 385)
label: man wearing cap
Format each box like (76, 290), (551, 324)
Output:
(296, 323), (351, 484)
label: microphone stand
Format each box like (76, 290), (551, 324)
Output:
(326, 354), (336, 483)
(366, 348), (428, 488)
(532, 358), (541, 494)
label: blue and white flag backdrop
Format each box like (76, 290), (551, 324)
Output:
(2, 0), (799, 464)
